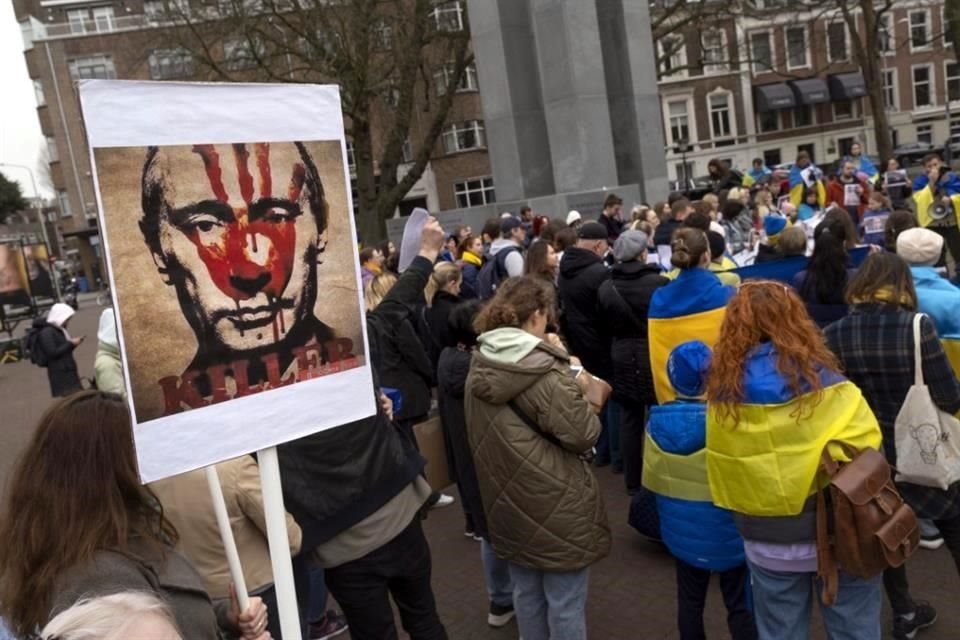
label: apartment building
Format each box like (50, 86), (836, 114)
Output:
(13, 0), (491, 274)
(656, 0), (959, 181)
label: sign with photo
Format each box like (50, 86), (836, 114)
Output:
(79, 81), (375, 482)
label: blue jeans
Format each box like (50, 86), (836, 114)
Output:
(748, 561), (881, 640)
(596, 399), (622, 466)
(508, 562), (589, 640)
(481, 539), (513, 607)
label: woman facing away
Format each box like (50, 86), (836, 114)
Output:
(0, 391), (270, 640)
(824, 253), (960, 640)
(705, 282), (883, 640)
(792, 217), (856, 328)
(465, 276), (610, 640)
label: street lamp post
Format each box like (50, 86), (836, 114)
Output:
(0, 162), (60, 298)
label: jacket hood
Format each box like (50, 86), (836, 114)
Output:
(478, 327), (542, 364)
(47, 303), (75, 328)
(98, 308), (119, 350)
(489, 238), (519, 256)
(559, 246), (604, 279)
(469, 335), (567, 405)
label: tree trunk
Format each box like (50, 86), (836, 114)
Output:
(353, 122), (381, 246)
(865, 63), (893, 165)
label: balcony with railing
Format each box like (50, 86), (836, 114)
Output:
(29, 13), (153, 40)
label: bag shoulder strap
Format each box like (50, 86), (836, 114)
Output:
(912, 313), (925, 387)
(507, 399), (564, 449)
(607, 281), (643, 327)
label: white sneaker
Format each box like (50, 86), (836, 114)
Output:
(432, 493), (455, 508)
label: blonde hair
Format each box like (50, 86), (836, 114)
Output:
(364, 273), (398, 311)
(424, 262), (462, 307)
(41, 592), (180, 640)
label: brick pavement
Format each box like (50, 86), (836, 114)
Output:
(2, 301), (959, 639)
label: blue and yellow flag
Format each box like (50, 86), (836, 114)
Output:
(706, 343), (882, 517)
(913, 172), (960, 228)
(789, 164), (827, 208)
(648, 269), (734, 404)
(842, 154), (879, 182)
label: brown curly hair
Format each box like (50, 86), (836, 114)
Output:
(474, 276), (556, 334)
(706, 280), (840, 423)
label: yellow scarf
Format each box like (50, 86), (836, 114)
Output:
(461, 251), (482, 267)
(363, 262), (382, 275)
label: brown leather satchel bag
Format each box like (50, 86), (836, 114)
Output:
(581, 373), (612, 415)
(816, 445), (919, 606)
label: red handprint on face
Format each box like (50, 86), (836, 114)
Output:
(184, 143), (305, 304)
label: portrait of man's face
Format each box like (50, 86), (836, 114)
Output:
(93, 139), (364, 424)
(142, 142), (329, 354)
(0, 244), (23, 295)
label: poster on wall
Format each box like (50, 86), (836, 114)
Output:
(79, 80), (375, 483)
(22, 244), (54, 299)
(0, 243), (31, 306)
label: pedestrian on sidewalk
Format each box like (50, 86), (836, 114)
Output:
(27, 302), (83, 397)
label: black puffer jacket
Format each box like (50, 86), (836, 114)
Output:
(27, 318), (81, 397)
(596, 262), (669, 405)
(557, 247), (612, 381)
(277, 258), (430, 550)
(437, 345), (488, 538)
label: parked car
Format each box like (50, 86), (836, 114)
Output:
(894, 141), (944, 166)
(668, 176), (713, 201)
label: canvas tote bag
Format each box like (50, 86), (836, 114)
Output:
(894, 314), (960, 489)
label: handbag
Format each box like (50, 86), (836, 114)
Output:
(893, 314), (960, 490)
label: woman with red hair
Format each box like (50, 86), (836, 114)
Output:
(705, 281), (883, 640)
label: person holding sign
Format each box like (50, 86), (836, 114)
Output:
(278, 218), (449, 640)
(0, 391), (272, 640)
(826, 160), (871, 230)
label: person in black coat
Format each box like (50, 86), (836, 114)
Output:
(27, 303), (83, 397)
(423, 262), (463, 374)
(597, 231), (670, 493)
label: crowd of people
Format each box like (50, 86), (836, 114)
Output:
(7, 143), (960, 640)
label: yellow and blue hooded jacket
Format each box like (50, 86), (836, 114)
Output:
(648, 268), (734, 404)
(789, 164), (827, 209)
(706, 342), (882, 518)
(912, 171), (960, 228)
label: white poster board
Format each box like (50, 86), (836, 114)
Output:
(79, 80), (376, 482)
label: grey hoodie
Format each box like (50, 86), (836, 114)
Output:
(488, 238), (525, 278)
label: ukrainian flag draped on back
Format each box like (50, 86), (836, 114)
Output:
(706, 343), (882, 516)
(844, 154), (879, 182)
(913, 172), (960, 228)
(648, 269), (734, 404)
(789, 164), (827, 208)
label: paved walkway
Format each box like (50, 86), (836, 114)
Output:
(1, 301), (958, 639)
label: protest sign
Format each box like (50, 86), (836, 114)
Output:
(79, 80), (376, 483)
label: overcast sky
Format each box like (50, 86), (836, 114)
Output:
(0, 1), (49, 199)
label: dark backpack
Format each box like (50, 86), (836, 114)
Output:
(26, 326), (49, 367)
(476, 247), (518, 300)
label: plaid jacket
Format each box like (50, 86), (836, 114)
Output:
(824, 306), (960, 520)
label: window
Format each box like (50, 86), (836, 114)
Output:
(750, 31), (773, 73)
(92, 6), (114, 32)
(401, 139), (413, 163)
(833, 100), (854, 121)
(434, 63), (478, 96)
(371, 18), (393, 50)
(674, 162), (695, 184)
(878, 14), (894, 53)
(917, 124), (933, 144)
(46, 136), (58, 163)
(223, 37), (262, 71)
(57, 190), (71, 217)
(148, 48), (193, 79)
(793, 105), (813, 128)
(913, 65), (933, 108)
(827, 22), (847, 62)
(757, 111), (779, 134)
(763, 149), (782, 167)
(910, 10), (931, 50)
(33, 79), (45, 107)
(659, 35), (687, 77)
(345, 141), (355, 171)
(948, 62), (960, 102)
(667, 99), (690, 144)
(701, 30), (727, 73)
(68, 55), (116, 80)
(66, 8), (87, 34)
(144, 0), (165, 19)
(785, 26), (809, 69)
(951, 118), (960, 138)
(709, 93), (733, 139)
(947, 7), (955, 47)
(431, 1), (464, 32)
(454, 176), (495, 208)
(882, 69), (897, 111)
(442, 120), (486, 154)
